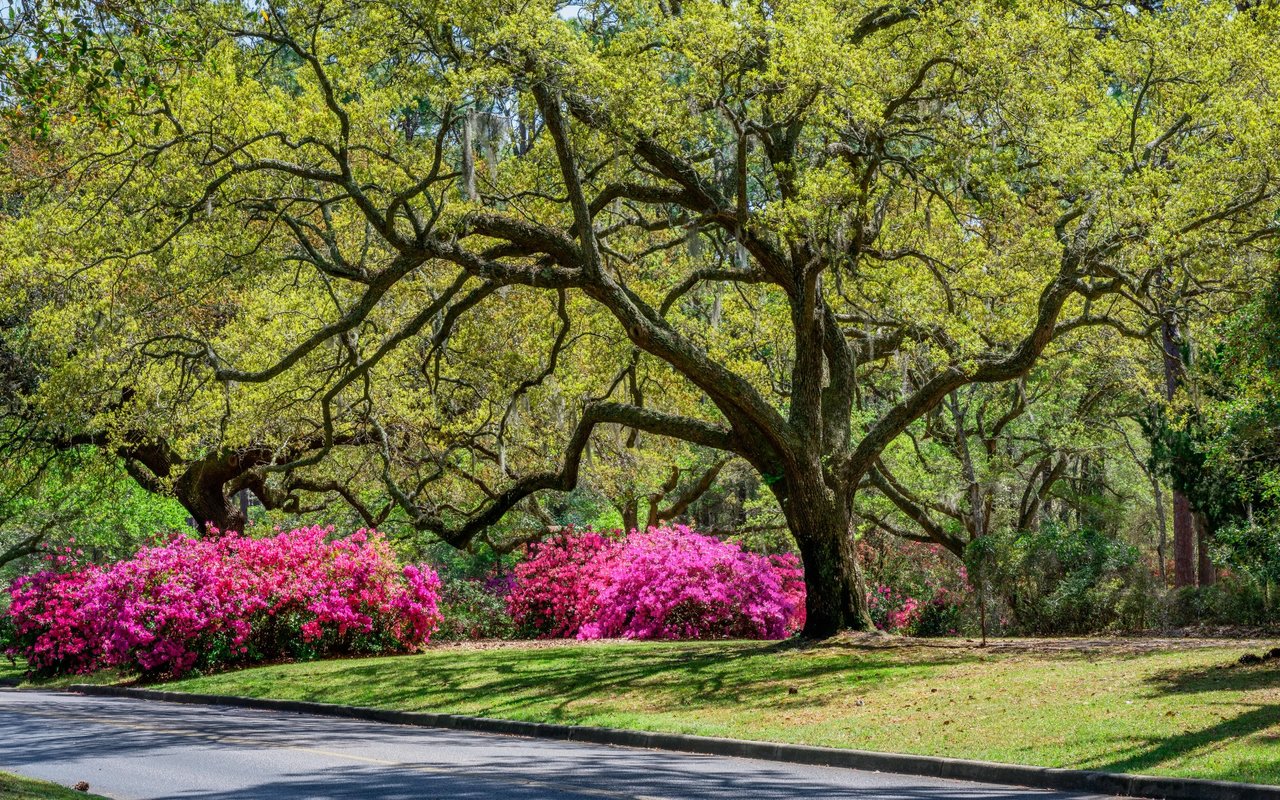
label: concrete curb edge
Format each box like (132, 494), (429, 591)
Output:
(67, 684), (1278, 800)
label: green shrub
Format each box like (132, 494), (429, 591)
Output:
(0, 612), (14, 661)
(1169, 580), (1271, 627)
(434, 576), (515, 641)
(1209, 513), (1280, 621)
(1116, 567), (1167, 631)
(981, 524), (1143, 635)
(912, 592), (966, 637)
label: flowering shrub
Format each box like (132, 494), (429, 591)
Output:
(506, 529), (616, 639)
(507, 526), (805, 640)
(6, 527), (441, 678)
(867, 584), (924, 632)
(774, 552), (807, 634)
(861, 532), (971, 636)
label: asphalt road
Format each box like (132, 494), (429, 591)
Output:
(0, 690), (1122, 800)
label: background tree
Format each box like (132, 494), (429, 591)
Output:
(0, 448), (188, 574)
(1150, 270), (1280, 607)
(863, 342), (1152, 555)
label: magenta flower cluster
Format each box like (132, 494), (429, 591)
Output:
(6, 527), (442, 677)
(867, 584), (923, 632)
(506, 526), (806, 640)
(866, 582), (967, 635)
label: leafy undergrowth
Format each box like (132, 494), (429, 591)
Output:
(157, 636), (1280, 785)
(0, 771), (108, 800)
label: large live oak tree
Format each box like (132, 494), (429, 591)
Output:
(2, 0), (1278, 635)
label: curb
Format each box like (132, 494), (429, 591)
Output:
(68, 684), (1278, 800)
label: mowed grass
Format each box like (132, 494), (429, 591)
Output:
(160, 637), (1279, 785)
(0, 771), (107, 800)
(2, 659), (127, 690)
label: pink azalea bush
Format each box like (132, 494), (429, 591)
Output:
(6, 527), (441, 678)
(506, 529), (614, 639)
(860, 535), (970, 635)
(867, 584), (924, 632)
(507, 526), (805, 640)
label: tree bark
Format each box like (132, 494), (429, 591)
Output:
(1162, 304), (1197, 588)
(620, 498), (639, 534)
(179, 479), (246, 534)
(782, 482), (874, 637)
(1195, 512), (1216, 587)
(170, 454), (258, 534)
(1172, 490), (1196, 587)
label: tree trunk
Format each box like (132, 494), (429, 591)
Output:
(1172, 488), (1192, 583)
(175, 470), (245, 535)
(645, 495), (664, 530)
(839, 528), (875, 629)
(461, 109), (479, 202)
(784, 489), (874, 638)
(1162, 305), (1197, 589)
(186, 491), (245, 535)
(1172, 490), (1196, 587)
(1195, 512), (1216, 587)
(620, 499), (639, 534)
(1152, 481), (1169, 583)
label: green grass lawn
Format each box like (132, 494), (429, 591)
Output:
(161, 636), (1280, 785)
(0, 771), (107, 799)
(1, 660), (127, 691)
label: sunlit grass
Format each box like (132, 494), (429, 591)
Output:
(0, 771), (108, 800)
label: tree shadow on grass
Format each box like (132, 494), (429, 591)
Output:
(256, 639), (987, 723)
(170, 637), (1251, 729)
(1097, 662), (1280, 784)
